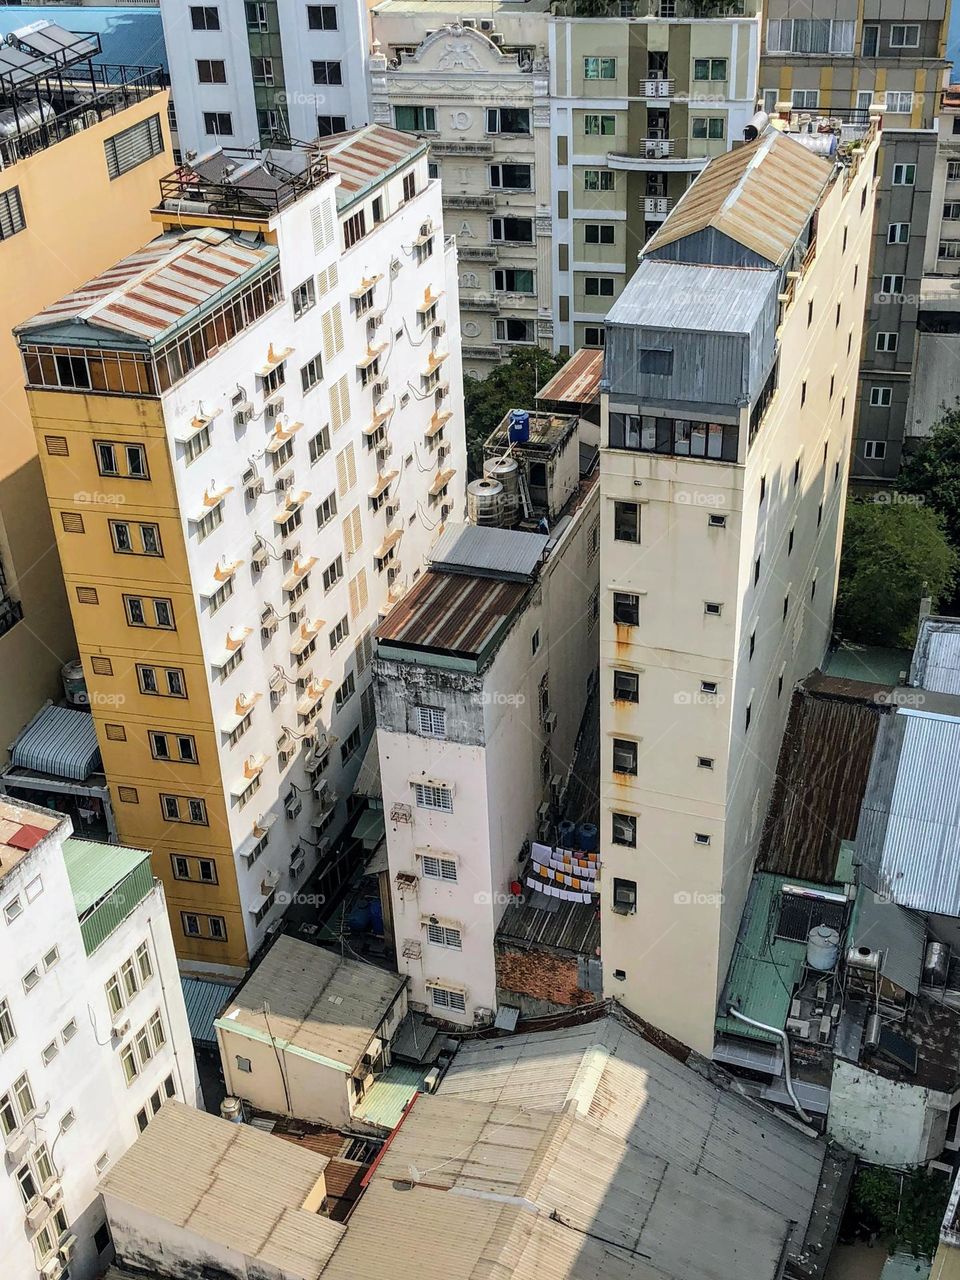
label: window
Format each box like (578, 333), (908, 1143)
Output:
(694, 832), (712, 846)
(864, 440), (887, 460)
(791, 89), (819, 109)
(137, 664), (186, 697)
(939, 241), (960, 260)
(491, 216), (534, 244)
(692, 117), (725, 140)
(197, 58), (226, 83)
(318, 114), (347, 138)
(0, 186), (25, 240)
(95, 440), (147, 478)
(343, 209), (366, 250)
(292, 276), (316, 319)
(694, 57), (728, 80)
(429, 986), (466, 1013)
(612, 878), (637, 914)
(639, 348), (673, 376)
(149, 731), (197, 763)
(944, 202), (960, 221)
(948, 162), (960, 181)
(876, 332), (899, 352)
(104, 114), (163, 179)
(585, 277), (615, 297)
(323, 555), (344, 591)
(236, 1055), (252, 1073)
(125, 595), (175, 629)
(426, 922), (462, 949)
(181, 912), (226, 941)
(745, 700), (753, 732)
(584, 114), (616, 136)
(329, 615), (349, 651)
(612, 738), (638, 776)
(0, 999), (15, 1048)
(880, 274), (904, 295)
(394, 105), (436, 132)
(3, 896), (23, 924)
(486, 107), (530, 134)
(417, 706), (446, 738)
(584, 170), (615, 191)
(414, 783), (453, 812)
(613, 670), (639, 703)
(885, 91), (914, 114)
(584, 223), (615, 245)
(698, 756), (714, 770)
(42, 947), (59, 972)
(489, 163), (532, 190)
(201, 109), (233, 137)
(494, 317), (535, 343)
(584, 56), (616, 79)
(161, 795), (208, 825)
(704, 601), (722, 616)
(584, 327), (605, 348)
(339, 725), (362, 763)
(299, 352), (323, 396)
(22, 967), (40, 993)
(887, 223), (910, 244)
(767, 18), (855, 55)
(613, 501), (641, 543)
(313, 60), (342, 84)
(613, 592), (639, 626)
(334, 673), (355, 713)
(191, 4), (219, 26)
(307, 4), (337, 27)
(612, 812), (637, 847)
(421, 854), (457, 882)
(402, 170), (416, 202)
(109, 519), (162, 557)
(889, 23), (919, 47)
(493, 268), (535, 294)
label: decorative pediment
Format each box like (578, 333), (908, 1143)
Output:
(407, 24), (519, 74)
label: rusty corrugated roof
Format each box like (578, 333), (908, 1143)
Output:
(536, 348), (603, 405)
(645, 130), (831, 268)
(316, 125), (423, 205)
(19, 228), (276, 344)
(376, 570), (527, 660)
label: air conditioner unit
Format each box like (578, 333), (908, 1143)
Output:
(262, 620), (278, 641)
(544, 711), (557, 733)
(282, 544), (300, 564)
(376, 445), (392, 469)
(419, 219), (433, 238)
(386, 566), (401, 584)
(479, 18), (495, 31)
(276, 473), (294, 492)
(260, 605), (275, 626)
(537, 801), (550, 821)
(252, 544), (269, 571)
(245, 477), (264, 500)
(112, 1018), (131, 1039)
(26, 1198), (50, 1229)
(613, 883), (636, 911)
(432, 321), (446, 337)
(43, 1181), (63, 1209)
(291, 855), (305, 878)
(437, 444), (450, 462)
(234, 399), (253, 421)
(290, 604), (306, 624)
(242, 465), (258, 486)
(39, 1258), (63, 1280)
(264, 391), (284, 410)
(462, 16), (477, 27)
(372, 379), (389, 399)
(58, 1236), (78, 1264)
(3, 1128), (30, 1162)
(490, 32), (504, 45)
(366, 311), (383, 333)
(385, 500), (401, 518)
(285, 795), (302, 819)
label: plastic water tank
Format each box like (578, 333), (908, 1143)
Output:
(349, 900), (372, 932)
(807, 925), (840, 971)
(467, 478), (505, 527)
(61, 659), (88, 707)
(507, 409), (530, 445)
(557, 819), (577, 849)
(369, 897), (384, 936)
(578, 823), (599, 854)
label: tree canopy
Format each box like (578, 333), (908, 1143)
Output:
(462, 348), (565, 478)
(898, 404), (960, 549)
(835, 499), (956, 648)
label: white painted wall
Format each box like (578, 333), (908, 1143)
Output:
(0, 807), (198, 1280)
(829, 1057), (954, 1166)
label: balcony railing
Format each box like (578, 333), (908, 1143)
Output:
(462, 293), (500, 311)
(459, 246), (498, 261)
(556, 0), (748, 15)
(442, 194), (496, 211)
(462, 345), (502, 361)
(429, 140), (495, 157)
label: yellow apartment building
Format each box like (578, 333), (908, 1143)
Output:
(0, 19), (169, 758)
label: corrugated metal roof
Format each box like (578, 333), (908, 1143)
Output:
(911, 616), (960, 693)
(11, 704), (101, 781)
(605, 259), (776, 335)
(62, 837), (149, 915)
(181, 977), (235, 1045)
(217, 936), (405, 1071)
(99, 1102), (343, 1277)
(376, 570), (528, 661)
(856, 708), (960, 917)
(351, 1064), (426, 1130)
(537, 347), (603, 405)
(20, 230), (276, 344)
(848, 889), (926, 997)
(496, 895), (600, 955)
(427, 522), (549, 581)
(644, 129), (831, 267)
(316, 125), (423, 206)
(0, 801), (61, 884)
(0, 9), (168, 73)
(373, 1017), (826, 1279)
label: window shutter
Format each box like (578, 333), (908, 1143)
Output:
(0, 187), (25, 240)
(332, 304), (344, 355)
(348, 569), (368, 619)
(336, 444), (356, 496)
(350, 507), (362, 553)
(60, 511), (85, 534)
(90, 656), (113, 676)
(321, 308), (335, 361)
(104, 114), (163, 179)
(76, 586), (99, 605)
(44, 435), (69, 456)
(355, 628), (373, 675)
(104, 724), (126, 741)
(328, 374), (349, 431)
(117, 786), (139, 803)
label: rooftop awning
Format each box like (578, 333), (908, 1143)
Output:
(375, 528), (403, 560)
(369, 470), (398, 499)
(180, 977), (235, 1047)
(282, 556), (317, 592)
(174, 407), (221, 443)
(426, 410), (451, 438)
(429, 467), (456, 497)
(11, 704), (101, 782)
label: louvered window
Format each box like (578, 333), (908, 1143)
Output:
(0, 187), (25, 240)
(104, 115), (163, 179)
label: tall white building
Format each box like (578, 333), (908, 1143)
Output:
(598, 117), (880, 1055)
(0, 798), (199, 1280)
(160, 0), (372, 155)
(20, 127), (466, 975)
(374, 410), (599, 1024)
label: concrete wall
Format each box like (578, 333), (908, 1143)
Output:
(218, 1025), (352, 1127)
(105, 1195), (254, 1280)
(828, 1057), (953, 1165)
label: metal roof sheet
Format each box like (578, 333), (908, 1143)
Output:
(19, 230), (276, 345)
(605, 259), (777, 336)
(217, 936), (405, 1071)
(351, 1064), (427, 1130)
(427, 522), (549, 581)
(856, 708), (960, 917)
(0, 801), (61, 884)
(62, 837), (149, 916)
(911, 616), (960, 693)
(316, 125), (423, 206)
(10, 703), (101, 781)
(0, 8), (169, 74)
(180, 976), (235, 1046)
(644, 129), (831, 268)
(848, 888), (926, 997)
(536, 347), (603, 405)
(99, 1102), (343, 1277)
(376, 570), (528, 660)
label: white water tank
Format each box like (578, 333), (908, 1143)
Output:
(467, 477), (505, 527)
(807, 925), (840, 972)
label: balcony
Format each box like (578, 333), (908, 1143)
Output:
(459, 246), (498, 262)
(554, 0), (749, 15)
(642, 196), (672, 218)
(463, 293), (501, 312)
(462, 345), (502, 361)
(639, 78), (674, 99)
(443, 194), (497, 212)
(429, 140), (495, 157)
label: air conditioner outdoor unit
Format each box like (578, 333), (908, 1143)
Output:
(366, 311), (383, 333)
(261, 621), (278, 641)
(544, 711), (557, 733)
(252, 545), (269, 571)
(112, 1018), (131, 1039)
(433, 321), (446, 337)
(276, 473), (294, 491)
(26, 1199), (50, 1229)
(39, 1259), (63, 1280)
(282, 545), (299, 564)
(245, 477), (264, 500)
(490, 32), (504, 45)
(290, 604), (306, 624)
(549, 774), (563, 791)
(58, 1236), (78, 1264)
(437, 444), (450, 461)
(43, 1181), (63, 1209)
(3, 1128), (30, 1162)
(419, 219), (433, 238)
(385, 500), (400, 518)
(386, 566), (400, 584)
(372, 379), (389, 399)
(537, 801), (550, 821)
(242, 465), (258, 486)
(613, 884), (636, 911)
(479, 18), (494, 30)
(285, 796), (302, 819)
(462, 16), (477, 27)
(260, 605), (275, 625)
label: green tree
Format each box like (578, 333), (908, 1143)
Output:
(835, 499), (956, 647)
(899, 404), (960, 549)
(851, 1165), (950, 1258)
(463, 348), (565, 478)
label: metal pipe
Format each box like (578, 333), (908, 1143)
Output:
(726, 1006), (812, 1124)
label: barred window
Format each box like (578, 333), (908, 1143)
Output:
(104, 115), (164, 180)
(0, 187), (25, 240)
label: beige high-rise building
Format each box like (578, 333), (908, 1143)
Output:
(0, 19), (170, 757)
(598, 114), (880, 1054)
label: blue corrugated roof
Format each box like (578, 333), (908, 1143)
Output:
(11, 704), (101, 781)
(0, 8), (168, 75)
(181, 977), (235, 1046)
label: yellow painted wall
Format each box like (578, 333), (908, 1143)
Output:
(28, 387), (248, 969)
(0, 92), (171, 759)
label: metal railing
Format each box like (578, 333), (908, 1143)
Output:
(157, 143), (329, 218)
(0, 64), (165, 168)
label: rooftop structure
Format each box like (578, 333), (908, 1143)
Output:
(315, 125), (427, 208)
(0, 8), (168, 76)
(910, 615), (960, 694)
(536, 347), (603, 408)
(0, 796), (60, 882)
(100, 1101), (344, 1278)
(156, 145), (330, 220)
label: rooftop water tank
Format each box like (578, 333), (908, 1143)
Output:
(507, 409), (530, 445)
(61, 659), (88, 708)
(467, 477), (505, 527)
(923, 939), (950, 986)
(578, 823), (599, 854)
(807, 925), (840, 972)
(558, 819), (577, 849)
(220, 1096), (243, 1123)
(484, 456), (520, 525)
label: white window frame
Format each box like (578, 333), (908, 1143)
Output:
(414, 783), (453, 812)
(869, 387), (892, 407)
(420, 854), (457, 882)
(416, 706), (446, 738)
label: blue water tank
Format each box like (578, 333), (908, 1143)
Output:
(558, 819), (577, 849)
(348, 901), (371, 931)
(508, 409), (530, 444)
(578, 823), (599, 854)
(369, 898), (384, 936)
